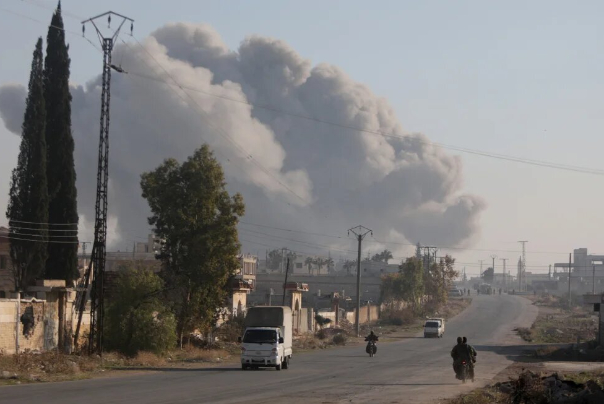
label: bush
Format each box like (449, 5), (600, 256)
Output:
(105, 266), (177, 356)
(332, 334), (347, 345)
(382, 308), (415, 326)
(218, 314), (245, 342)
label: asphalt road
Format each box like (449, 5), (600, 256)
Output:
(0, 295), (538, 404)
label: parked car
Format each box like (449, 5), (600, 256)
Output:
(448, 288), (463, 297)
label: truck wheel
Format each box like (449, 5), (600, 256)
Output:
(275, 363), (282, 371)
(242, 364), (248, 370)
(282, 357), (289, 369)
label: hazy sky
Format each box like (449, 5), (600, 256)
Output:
(1, 0), (603, 276)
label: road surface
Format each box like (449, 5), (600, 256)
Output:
(0, 295), (537, 404)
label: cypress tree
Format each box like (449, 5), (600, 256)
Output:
(6, 38), (49, 290)
(44, 2), (79, 282)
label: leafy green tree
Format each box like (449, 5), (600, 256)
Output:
(267, 249), (283, 270)
(105, 263), (177, 356)
(6, 38), (49, 290)
(315, 258), (326, 274)
(399, 257), (424, 313)
(482, 267), (494, 284)
(372, 250), (393, 263)
(343, 260), (356, 275)
(324, 257), (334, 273)
(44, 3), (78, 282)
(141, 145), (244, 345)
(423, 255), (459, 305)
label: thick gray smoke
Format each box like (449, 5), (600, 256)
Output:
(0, 22), (485, 256)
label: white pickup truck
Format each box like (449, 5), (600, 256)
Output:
(423, 317), (445, 338)
(239, 306), (293, 371)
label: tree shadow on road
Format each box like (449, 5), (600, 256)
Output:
(473, 343), (572, 363)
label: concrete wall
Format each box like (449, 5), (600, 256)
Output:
(345, 304), (379, 324)
(0, 291), (85, 354)
(0, 299), (48, 354)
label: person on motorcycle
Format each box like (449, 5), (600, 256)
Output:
(451, 336), (472, 379)
(365, 331), (378, 355)
(462, 336), (477, 362)
(462, 336), (477, 380)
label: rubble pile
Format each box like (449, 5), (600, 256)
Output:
(495, 370), (604, 404)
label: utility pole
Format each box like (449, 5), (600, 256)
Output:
(501, 258), (508, 289)
(490, 254), (497, 282)
(518, 241), (528, 291)
(74, 11), (134, 355)
(568, 253), (572, 307)
(478, 260), (484, 274)
(282, 258), (290, 306)
(348, 225), (372, 337)
(593, 263), (596, 295)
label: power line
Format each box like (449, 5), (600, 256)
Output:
(6, 219), (78, 226)
(0, 5), (102, 52)
(6, 3), (604, 178)
(122, 70), (604, 177)
(0, 234), (83, 244)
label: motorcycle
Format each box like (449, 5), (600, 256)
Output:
(458, 360), (474, 383)
(365, 341), (377, 357)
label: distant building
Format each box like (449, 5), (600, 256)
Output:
(553, 248), (604, 295)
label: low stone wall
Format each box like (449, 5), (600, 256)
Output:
(0, 292), (87, 354)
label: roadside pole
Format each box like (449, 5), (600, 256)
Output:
(348, 225), (372, 337)
(282, 258), (290, 306)
(568, 253), (572, 308)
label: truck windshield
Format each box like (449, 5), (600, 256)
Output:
(425, 321), (439, 328)
(243, 330), (277, 343)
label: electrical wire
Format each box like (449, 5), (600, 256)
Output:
(122, 71), (604, 177)
(0, 234), (83, 244)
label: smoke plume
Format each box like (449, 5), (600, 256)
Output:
(0, 22), (485, 256)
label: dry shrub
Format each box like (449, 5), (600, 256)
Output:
(332, 334), (347, 345)
(515, 327), (533, 342)
(294, 335), (326, 350)
(127, 351), (166, 367)
(382, 308), (415, 326)
(171, 346), (230, 363)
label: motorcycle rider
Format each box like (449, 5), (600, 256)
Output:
(365, 330), (378, 355)
(462, 336), (477, 361)
(451, 336), (472, 379)
(462, 336), (477, 380)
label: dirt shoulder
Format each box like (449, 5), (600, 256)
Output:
(515, 294), (598, 344)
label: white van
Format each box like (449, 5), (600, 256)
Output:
(423, 317), (445, 338)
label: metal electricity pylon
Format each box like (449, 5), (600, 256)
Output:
(73, 11), (134, 355)
(348, 225), (372, 337)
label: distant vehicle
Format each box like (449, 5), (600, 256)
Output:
(448, 288), (463, 297)
(239, 306), (292, 371)
(423, 317), (445, 338)
(479, 284), (493, 295)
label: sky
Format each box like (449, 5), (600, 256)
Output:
(1, 0), (603, 277)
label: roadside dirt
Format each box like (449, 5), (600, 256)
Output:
(515, 294), (598, 344)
